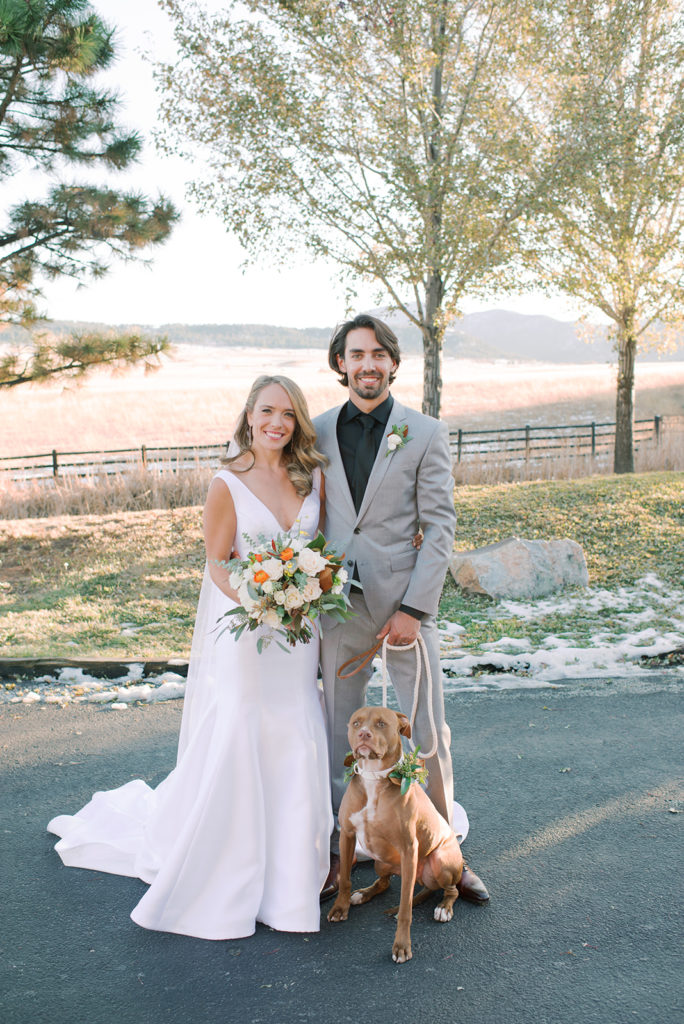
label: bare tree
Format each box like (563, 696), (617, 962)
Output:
(528, 0), (684, 472)
(157, 0), (583, 417)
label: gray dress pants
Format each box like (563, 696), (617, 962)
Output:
(320, 591), (454, 851)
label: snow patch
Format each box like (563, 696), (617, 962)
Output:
(3, 576), (681, 704)
(3, 670), (187, 707)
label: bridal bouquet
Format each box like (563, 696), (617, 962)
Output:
(216, 531), (352, 652)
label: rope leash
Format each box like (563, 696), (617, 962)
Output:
(337, 633), (438, 760)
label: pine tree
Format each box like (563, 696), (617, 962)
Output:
(0, 0), (178, 386)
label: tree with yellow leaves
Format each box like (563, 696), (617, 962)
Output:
(157, 0), (587, 417)
(528, 0), (684, 473)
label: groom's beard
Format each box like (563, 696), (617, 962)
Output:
(348, 371), (388, 400)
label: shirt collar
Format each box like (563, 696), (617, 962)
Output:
(340, 393), (394, 426)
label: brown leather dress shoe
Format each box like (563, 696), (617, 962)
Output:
(320, 853), (341, 902)
(320, 852), (359, 902)
(458, 865), (490, 904)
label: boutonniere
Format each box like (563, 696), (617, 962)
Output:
(385, 423), (412, 457)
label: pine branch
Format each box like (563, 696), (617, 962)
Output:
(0, 331), (171, 388)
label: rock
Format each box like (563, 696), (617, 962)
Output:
(449, 537), (588, 600)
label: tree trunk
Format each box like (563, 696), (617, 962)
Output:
(422, 272), (444, 418)
(613, 324), (637, 474)
(422, 327), (443, 418)
(421, 7), (447, 421)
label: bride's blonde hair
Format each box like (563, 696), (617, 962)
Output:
(225, 375), (327, 495)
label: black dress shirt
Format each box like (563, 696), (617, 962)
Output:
(336, 394), (394, 503)
(336, 395), (423, 621)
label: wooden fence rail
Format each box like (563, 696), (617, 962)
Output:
(0, 415), (681, 482)
(449, 414), (683, 463)
(0, 442), (228, 481)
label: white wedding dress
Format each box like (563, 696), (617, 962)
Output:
(48, 469), (333, 939)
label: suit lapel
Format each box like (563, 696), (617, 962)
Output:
(356, 399), (410, 522)
(318, 407), (356, 517)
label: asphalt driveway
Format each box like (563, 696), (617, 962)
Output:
(1, 675), (681, 1024)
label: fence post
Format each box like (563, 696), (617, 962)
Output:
(654, 415), (661, 445)
(457, 429), (463, 463)
(52, 449), (58, 477)
(524, 425), (530, 461)
(591, 422), (596, 456)
(141, 444), (147, 468)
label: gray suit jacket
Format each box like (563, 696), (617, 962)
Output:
(313, 399), (456, 626)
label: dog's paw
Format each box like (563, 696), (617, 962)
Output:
(434, 904), (454, 923)
(327, 902), (349, 923)
(392, 942), (412, 964)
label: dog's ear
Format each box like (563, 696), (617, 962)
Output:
(397, 713), (411, 738)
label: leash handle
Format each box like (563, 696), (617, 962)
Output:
(380, 634), (438, 760)
(336, 638), (383, 679)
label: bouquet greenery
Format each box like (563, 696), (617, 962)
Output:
(216, 531), (353, 653)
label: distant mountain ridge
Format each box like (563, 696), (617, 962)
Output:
(379, 307), (682, 362)
(2, 310), (681, 362)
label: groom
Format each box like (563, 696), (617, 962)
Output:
(314, 313), (489, 904)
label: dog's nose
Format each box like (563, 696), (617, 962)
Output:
(357, 727), (372, 740)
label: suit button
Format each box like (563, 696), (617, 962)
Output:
(353, 527), (361, 534)
(347, 559), (353, 566)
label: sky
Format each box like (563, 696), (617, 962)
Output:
(31, 0), (590, 330)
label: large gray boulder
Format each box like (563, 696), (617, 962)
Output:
(449, 537), (588, 600)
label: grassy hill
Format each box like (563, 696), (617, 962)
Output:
(1, 472), (681, 661)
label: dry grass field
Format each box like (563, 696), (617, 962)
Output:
(2, 472), (681, 660)
(2, 343), (683, 456)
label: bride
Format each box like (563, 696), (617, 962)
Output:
(48, 375), (333, 939)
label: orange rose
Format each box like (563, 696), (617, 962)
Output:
(254, 553), (264, 562)
(253, 569), (269, 584)
(280, 547), (294, 561)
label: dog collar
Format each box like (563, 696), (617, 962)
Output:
(353, 758), (402, 780)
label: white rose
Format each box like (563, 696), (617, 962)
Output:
(261, 580), (273, 594)
(284, 585), (305, 610)
(238, 583), (257, 613)
(228, 571), (243, 590)
(297, 547), (328, 575)
(302, 579), (322, 602)
(263, 608), (281, 628)
(387, 432), (402, 451)
(274, 590), (287, 605)
(261, 557), (284, 581)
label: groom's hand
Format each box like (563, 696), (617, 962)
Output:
(377, 610), (420, 646)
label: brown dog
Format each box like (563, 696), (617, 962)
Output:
(327, 706), (464, 963)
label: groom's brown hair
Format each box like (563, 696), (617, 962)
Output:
(328, 313), (401, 387)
